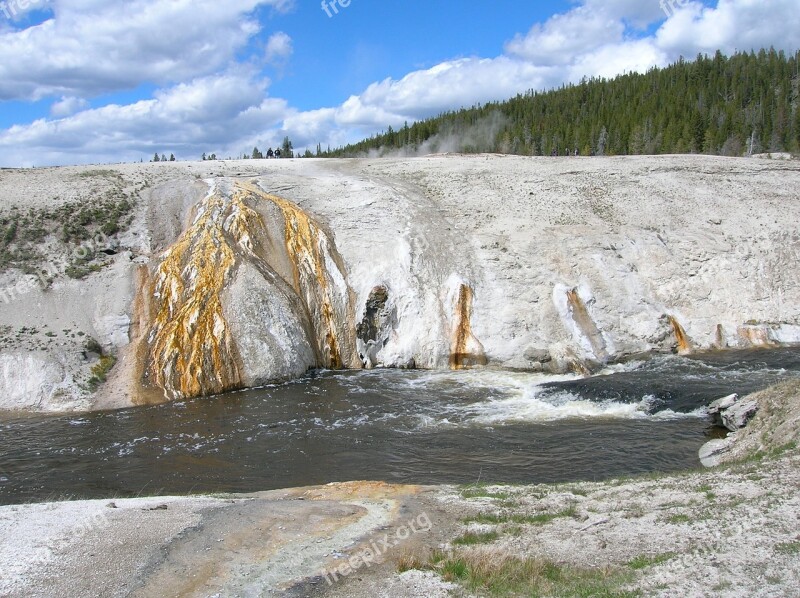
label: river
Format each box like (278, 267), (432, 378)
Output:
(1, 348), (799, 505)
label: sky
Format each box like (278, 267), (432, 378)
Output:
(0, 0), (798, 167)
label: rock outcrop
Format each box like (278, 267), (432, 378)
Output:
(141, 180), (359, 400)
(700, 380), (800, 467)
(707, 393), (759, 432)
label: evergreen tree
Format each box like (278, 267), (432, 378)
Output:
(152, 153), (160, 162)
(318, 50), (800, 159)
(281, 136), (293, 158)
(169, 153), (176, 162)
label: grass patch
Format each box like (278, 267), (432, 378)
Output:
(88, 355), (116, 390)
(774, 541), (800, 555)
(452, 531), (500, 546)
(0, 188), (135, 276)
(414, 551), (638, 597)
(731, 441), (799, 467)
(464, 506), (579, 526)
(665, 514), (691, 524)
(397, 553), (428, 573)
(459, 484), (510, 500)
(627, 553), (675, 570)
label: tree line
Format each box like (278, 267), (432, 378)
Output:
(319, 49), (800, 158)
(150, 137), (297, 162)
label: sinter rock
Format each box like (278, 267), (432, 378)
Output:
(707, 393), (759, 432)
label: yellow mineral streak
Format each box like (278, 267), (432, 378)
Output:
(667, 315), (693, 355)
(450, 284), (488, 370)
(148, 186), (263, 399)
(236, 181), (345, 368)
(148, 180), (353, 400)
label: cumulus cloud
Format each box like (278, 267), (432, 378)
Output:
(0, 70), (289, 165)
(0, 0), (798, 165)
(265, 31), (293, 65)
(0, 0), (292, 100)
(50, 95), (89, 117)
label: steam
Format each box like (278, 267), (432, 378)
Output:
(366, 110), (509, 158)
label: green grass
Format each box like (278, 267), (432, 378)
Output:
(731, 441), (799, 467)
(665, 514), (692, 524)
(452, 531), (500, 546)
(696, 484), (717, 501)
(459, 484), (511, 500)
(627, 553), (675, 570)
(410, 551), (639, 597)
(88, 355), (117, 390)
(0, 191), (135, 276)
(774, 541), (800, 555)
(464, 506), (579, 526)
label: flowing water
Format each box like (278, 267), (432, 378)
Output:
(1, 348), (799, 505)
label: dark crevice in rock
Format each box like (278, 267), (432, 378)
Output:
(356, 286), (396, 368)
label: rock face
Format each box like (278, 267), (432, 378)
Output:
(0, 352), (87, 411)
(142, 180), (359, 400)
(1, 155), (800, 410)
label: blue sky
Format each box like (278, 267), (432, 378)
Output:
(267, 2), (572, 110)
(0, 0), (797, 166)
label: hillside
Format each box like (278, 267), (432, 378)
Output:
(321, 50), (800, 159)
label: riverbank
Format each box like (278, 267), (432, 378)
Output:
(2, 381), (798, 597)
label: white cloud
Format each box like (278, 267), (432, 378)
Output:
(265, 31), (293, 65)
(50, 95), (88, 117)
(505, 5), (625, 66)
(0, 0), (293, 100)
(0, 70), (290, 165)
(656, 0), (800, 55)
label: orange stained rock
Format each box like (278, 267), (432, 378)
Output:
(147, 180), (355, 400)
(565, 288), (608, 361)
(737, 325), (776, 347)
(236, 181), (345, 368)
(297, 481), (423, 501)
(148, 186), (264, 399)
(450, 283), (488, 370)
(667, 315), (693, 355)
